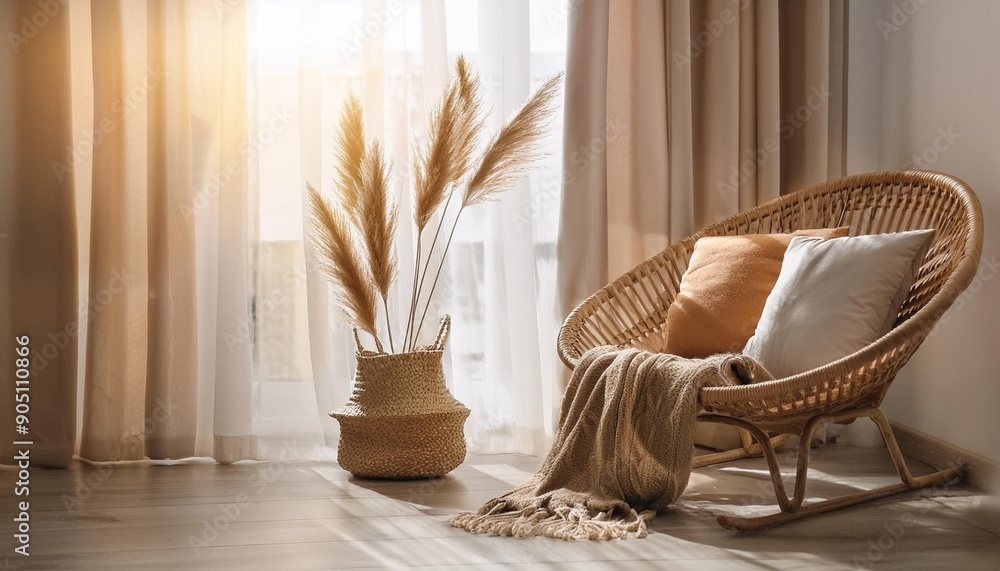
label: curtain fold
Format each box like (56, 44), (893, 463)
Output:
(213, 0), (259, 464)
(73, 0), (258, 463)
(80, 0), (150, 461)
(778, 0), (847, 192)
(0, 0), (79, 468)
(477, 0), (547, 453)
(298, 0), (341, 452)
(144, 0), (199, 460)
(554, 0), (610, 341)
(558, 0), (846, 319)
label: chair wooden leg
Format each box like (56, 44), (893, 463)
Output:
(701, 409), (964, 533)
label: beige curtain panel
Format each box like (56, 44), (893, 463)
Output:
(1, 0), (79, 468)
(1, 0), (257, 466)
(557, 0), (847, 319)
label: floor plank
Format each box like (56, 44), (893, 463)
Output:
(0, 444), (996, 570)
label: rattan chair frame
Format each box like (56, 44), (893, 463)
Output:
(557, 170), (984, 531)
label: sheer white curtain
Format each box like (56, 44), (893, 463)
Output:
(253, 0), (568, 457)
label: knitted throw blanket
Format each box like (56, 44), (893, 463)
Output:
(450, 345), (771, 540)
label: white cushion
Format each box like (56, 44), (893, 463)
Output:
(742, 229), (935, 378)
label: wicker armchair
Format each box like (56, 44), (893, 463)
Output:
(557, 170), (984, 531)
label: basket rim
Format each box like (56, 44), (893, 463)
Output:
(355, 346), (445, 360)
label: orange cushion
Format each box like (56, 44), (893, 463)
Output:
(662, 228), (849, 358)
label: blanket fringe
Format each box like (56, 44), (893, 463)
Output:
(449, 503), (654, 540)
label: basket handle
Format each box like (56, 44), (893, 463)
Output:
(433, 315), (451, 351)
(353, 328), (384, 354)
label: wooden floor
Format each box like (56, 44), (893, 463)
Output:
(1, 442), (997, 570)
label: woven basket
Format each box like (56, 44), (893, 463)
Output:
(330, 316), (470, 479)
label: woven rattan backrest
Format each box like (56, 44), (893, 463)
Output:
(558, 171), (983, 370)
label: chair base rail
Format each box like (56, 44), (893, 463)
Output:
(716, 464), (963, 532)
(698, 407), (965, 533)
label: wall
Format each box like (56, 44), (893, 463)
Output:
(847, 0), (1000, 465)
